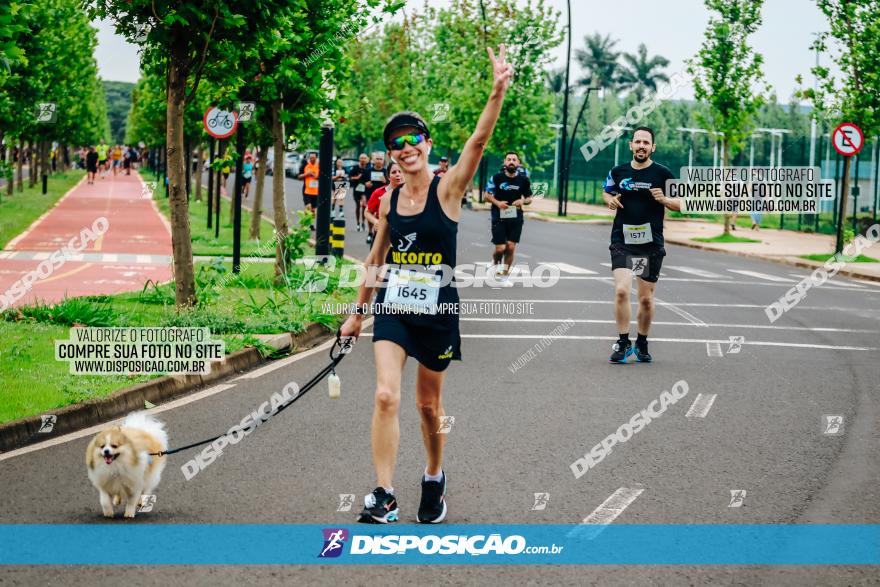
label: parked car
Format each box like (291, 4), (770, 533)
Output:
(283, 153), (301, 178)
(265, 152), (300, 177)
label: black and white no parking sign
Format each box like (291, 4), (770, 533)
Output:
(832, 122), (864, 157)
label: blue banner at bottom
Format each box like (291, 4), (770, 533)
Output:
(0, 525), (877, 565)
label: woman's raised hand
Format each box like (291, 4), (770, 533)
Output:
(487, 44), (513, 92)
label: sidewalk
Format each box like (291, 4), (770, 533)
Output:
(0, 171), (173, 307)
(470, 192), (880, 282)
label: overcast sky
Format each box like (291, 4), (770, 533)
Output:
(94, 0), (838, 102)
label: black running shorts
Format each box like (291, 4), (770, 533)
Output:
(491, 219), (523, 245)
(609, 243), (665, 283)
(372, 313), (461, 372)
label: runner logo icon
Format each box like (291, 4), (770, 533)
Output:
(337, 494), (355, 512)
(822, 415), (844, 435)
(631, 257), (647, 276)
(728, 490), (747, 508)
(38, 415), (57, 433)
(318, 528), (348, 558)
(531, 493), (550, 511)
(397, 232), (417, 253)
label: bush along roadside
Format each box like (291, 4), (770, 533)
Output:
(0, 242), (357, 423)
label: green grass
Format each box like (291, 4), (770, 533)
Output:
(152, 184), (278, 257)
(692, 233), (762, 244)
(0, 170), (85, 248)
(800, 253), (879, 263)
(0, 259), (356, 424)
(0, 321), (154, 423)
(534, 211), (612, 221)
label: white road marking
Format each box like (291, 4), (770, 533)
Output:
(0, 383), (238, 462)
(472, 262), (527, 275)
(728, 269), (795, 282)
(581, 485), (645, 525)
(459, 298), (875, 313)
(653, 295), (707, 326)
(136, 254), (153, 264)
(666, 265), (726, 279)
(357, 332), (878, 351)
(458, 317), (875, 333)
(787, 273), (865, 289)
(853, 279), (880, 288)
(537, 261), (597, 275)
(706, 342), (723, 356)
(103, 253), (118, 263)
(32, 252), (50, 260)
(496, 275), (863, 292)
(685, 393), (718, 418)
(600, 262), (612, 268)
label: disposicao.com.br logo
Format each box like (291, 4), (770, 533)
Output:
(320, 529), (563, 558)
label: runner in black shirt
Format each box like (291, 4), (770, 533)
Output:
(362, 152), (388, 244)
(484, 151), (532, 286)
(350, 153), (370, 231)
(85, 147), (99, 184)
(602, 126), (681, 363)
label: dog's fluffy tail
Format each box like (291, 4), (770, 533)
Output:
(123, 411), (168, 451)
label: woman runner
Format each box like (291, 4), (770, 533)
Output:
(340, 44), (512, 524)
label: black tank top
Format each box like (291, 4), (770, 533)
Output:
(375, 175), (459, 327)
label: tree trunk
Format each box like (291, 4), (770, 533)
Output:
(166, 42), (197, 306)
(40, 141), (49, 182)
(6, 141), (13, 197)
(835, 155), (853, 254)
(194, 143), (203, 202)
(28, 141), (36, 188)
(271, 100), (289, 278)
(722, 139), (733, 235)
(16, 140), (23, 192)
(250, 143), (268, 240)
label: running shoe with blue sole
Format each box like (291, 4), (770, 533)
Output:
(358, 487), (399, 524)
(609, 340), (634, 364)
(634, 343), (652, 363)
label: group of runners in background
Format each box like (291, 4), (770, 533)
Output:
(81, 139), (141, 184)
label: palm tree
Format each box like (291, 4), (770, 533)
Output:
(574, 33), (621, 92)
(618, 43), (670, 101)
(545, 67), (565, 94)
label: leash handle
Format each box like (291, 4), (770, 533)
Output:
(331, 328), (355, 361)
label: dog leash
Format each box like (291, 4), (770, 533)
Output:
(149, 331), (354, 457)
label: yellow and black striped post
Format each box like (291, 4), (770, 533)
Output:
(330, 217), (345, 257)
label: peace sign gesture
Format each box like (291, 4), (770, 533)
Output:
(487, 44), (514, 92)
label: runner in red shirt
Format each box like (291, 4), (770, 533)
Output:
(364, 160), (404, 246)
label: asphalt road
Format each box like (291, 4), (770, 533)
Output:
(2, 176), (879, 585)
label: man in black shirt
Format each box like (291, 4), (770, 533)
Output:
(362, 151), (388, 244)
(602, 126), (681, 363)
(349, 153), (370, 231)
(85, 146), (99, 184)
(485, 151), (532, 286)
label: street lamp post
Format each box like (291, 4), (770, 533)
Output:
(677, 127), (710, 171)
(549, 123), (562, 197)
(613, 126), (633, 167)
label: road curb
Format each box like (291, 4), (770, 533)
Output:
(664, 237), (880, 283)
(0, 322), (332, 453)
